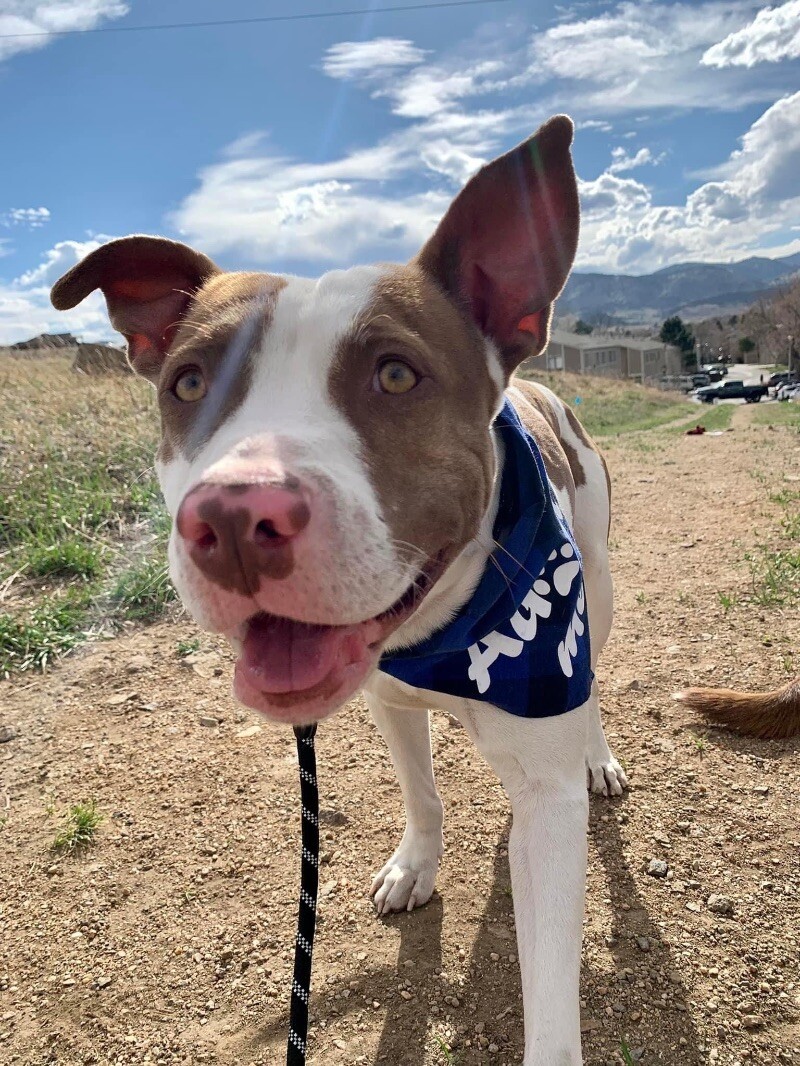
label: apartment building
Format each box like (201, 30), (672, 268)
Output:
(531, 329), (682, 382)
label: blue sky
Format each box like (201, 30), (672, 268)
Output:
(1, 0), (799, 342)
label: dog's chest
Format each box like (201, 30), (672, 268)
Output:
(375, 402), (592, 720)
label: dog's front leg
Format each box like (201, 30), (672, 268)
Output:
(458, 703), (588, 1065)
(363, 687), (444, 914)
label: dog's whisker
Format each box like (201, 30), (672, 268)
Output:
(491, 538), (538, 582)
(487, 552), (514, 596)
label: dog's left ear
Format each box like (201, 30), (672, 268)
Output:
(415, 114), (579, 373)
(50, 235), (220, 380)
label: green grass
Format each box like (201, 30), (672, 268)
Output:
(52, 800), (104, 851)
(0, 589), (94, 677)
(25, 539), (105, 580)
(0, 358), (171, 677)
(108, 551), (177, 622)
(0, 439), (160, 550)
(176, 637), (201, 657)
(431, 1035), (457, 1064)
(1, 357), (794, 679)
(690, 732), (708, 759)
(746, 490), (800, 608)
(519, 370), (693, 436)
(750, 403), (800, 428)
(663, 402), (736, 434)
(620, 1038), (636, 1065)
(718, 590), (737, 615)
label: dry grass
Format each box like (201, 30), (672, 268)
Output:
(518, 369), (693, 436)
(0, 357), (171, 675)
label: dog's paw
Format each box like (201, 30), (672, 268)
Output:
(370, 829), (442, 915)
(586, 750), (628, 797)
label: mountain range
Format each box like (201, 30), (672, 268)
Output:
(557, 251), (800, 325)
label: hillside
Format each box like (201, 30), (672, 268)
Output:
(558, 251), (800, 324)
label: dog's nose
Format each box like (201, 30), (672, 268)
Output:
(176, 480), (310, 583)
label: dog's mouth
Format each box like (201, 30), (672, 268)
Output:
(231, 553), (447, 723)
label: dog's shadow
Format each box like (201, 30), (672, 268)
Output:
(228, 800), (704, 1064)
(374, 799), (705, 1065)
(585, 795), (703, 1064)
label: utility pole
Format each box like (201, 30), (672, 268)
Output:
(789, 335), (794, 381)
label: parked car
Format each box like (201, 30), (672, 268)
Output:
(701, 364), (726, 382)
(777, 382), (800, 402)
(767, 372), (797, 389)
(695, 379), (769, 404)
(692, 372), (712, 388)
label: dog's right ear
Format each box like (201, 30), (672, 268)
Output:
(415, 115), (579, 375)
(50, 235), (220, 380)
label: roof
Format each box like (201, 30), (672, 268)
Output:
(620, 336), (672, 352)
(548, 328), (618, 350)
(548, 328), (678, 353)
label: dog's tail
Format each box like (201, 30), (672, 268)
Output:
(674, 676), (800, 739)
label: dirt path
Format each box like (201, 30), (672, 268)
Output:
(1, 418), (798, 1066)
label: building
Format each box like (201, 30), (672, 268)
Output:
(528, 329), (682, 383)
(620, 336), (683, 381)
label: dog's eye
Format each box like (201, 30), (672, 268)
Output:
(376, 359), (419, 395)
(173, 368), (207, 403)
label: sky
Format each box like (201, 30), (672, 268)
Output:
(1, 0), (799, 343)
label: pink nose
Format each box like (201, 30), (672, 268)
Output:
(176, 479), (311, 587)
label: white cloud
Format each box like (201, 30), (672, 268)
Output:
(322, 38), (428, 80)
(2, 206), (50, 228)
(172, 39), (530, 266)
(170, 11), (800, 280)
(377, 59), (508, 119)
(171, 146), (453, 266)
(15, 237), (101, 286)
(0, 238), (115, 345)
(526, 1), (789, 113)
(702, 0), (800, 68)
(578, 173), (652, 218)
(0, 1), (129, 63)
(608, 147), (663, 173)
(169, 86), (533, 265)
(576, 92), (800, 271)
(700, 91), (800, 204)
(576, 119), (613, 133)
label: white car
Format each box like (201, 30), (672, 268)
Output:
(777, 382), (800, 402)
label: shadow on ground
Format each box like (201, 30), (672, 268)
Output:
(223, 798), (710, 1064)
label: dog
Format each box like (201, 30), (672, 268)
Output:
(51, 114), (628, 1064)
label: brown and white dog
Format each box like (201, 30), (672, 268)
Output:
(52, 115), (628, 1063)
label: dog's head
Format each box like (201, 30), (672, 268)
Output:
(51, 115), (579, 724)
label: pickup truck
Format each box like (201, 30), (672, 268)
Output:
(695, 379), (769, 404)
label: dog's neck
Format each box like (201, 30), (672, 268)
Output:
(383, 428), (505, 653)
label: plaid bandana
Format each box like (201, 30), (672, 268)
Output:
(379, 399), (593, 718)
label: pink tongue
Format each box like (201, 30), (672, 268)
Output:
(241, 614), (358, 694)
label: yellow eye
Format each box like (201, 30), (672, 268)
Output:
(377, 359), (419, 395)
(173, 368), (207, 403)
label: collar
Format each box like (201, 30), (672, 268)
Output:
(378, 399), (593, 718)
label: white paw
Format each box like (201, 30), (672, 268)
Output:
(370, 828), (442, 915)
(586, 749), (628, 797)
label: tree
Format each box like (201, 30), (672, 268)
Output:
(738, 337), (756, 355)
(659, 316), (695, 367)
(574, 319), (593, 334)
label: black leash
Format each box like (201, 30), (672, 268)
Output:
(287, 723), (319, 1065)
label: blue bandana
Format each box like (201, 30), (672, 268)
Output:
(378, 400), (593, 718)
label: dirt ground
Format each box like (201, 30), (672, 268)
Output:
(1, 405), (798, 1066)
